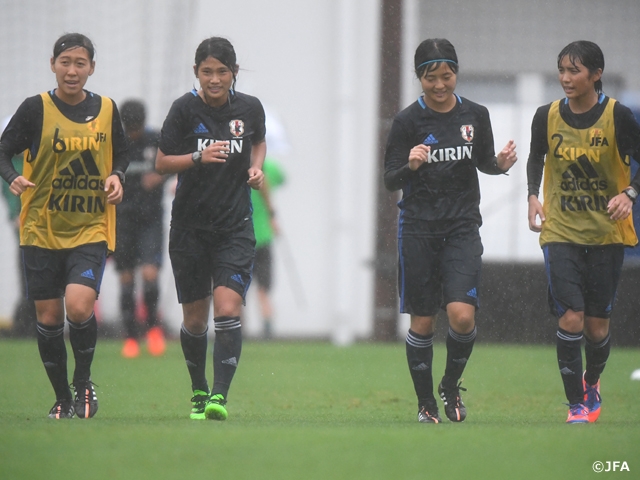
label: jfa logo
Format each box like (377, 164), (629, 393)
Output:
(592, 461), (630, 472)
(589, 128), (609, 147)
(229, 119), (244, 137)
(460, 125), (474, 143)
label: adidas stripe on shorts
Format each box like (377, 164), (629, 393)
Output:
(21, 242), (108, 300)
(398, 225), (483, 316)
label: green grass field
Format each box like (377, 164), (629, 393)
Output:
(1, 339), (638, 480)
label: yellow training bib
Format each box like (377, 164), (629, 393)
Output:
(20, 93), (115, 251)
(540, 99), (636, 247)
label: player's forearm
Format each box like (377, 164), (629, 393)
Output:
(0, 145), (19, 185)
(250, 140), (266, 170)
(155, 149), (194, 174)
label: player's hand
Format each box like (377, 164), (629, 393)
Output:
(408, 144), (430, 171)
(607, 192), (633, 221)
(105, 174), (123, 205)
(201, 141), (230, 164)
(247, 167), (264, 190)
(497, 140), (517, 171)
(528, 195), (545, 232)
(9, 176), (35, 196)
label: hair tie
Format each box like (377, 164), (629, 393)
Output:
(417, 59), (458, 69)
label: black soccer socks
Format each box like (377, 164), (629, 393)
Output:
(406, 330), (435, 406)
(143, 280), (160, 328)
(68, 313), (98, 383)
(584, 333), (610, 386)
(37, 322), (71, 401)
(120, 281), (137, 338)
(180, 323), (209, 393)
(442, 326), (476, 388)
(557, 328), (584, 405)
(212, 316), (242, 399)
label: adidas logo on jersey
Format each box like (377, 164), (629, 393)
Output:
(560, 155), (607, 192)
(423, 134), (439, 145)
(80, 269), (95, 280)
(49, 149), (107, 213)
(194, 123), (209, 134)
(559, 154), (611, 213)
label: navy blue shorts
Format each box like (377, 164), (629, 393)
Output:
(169, 221), (255, 304)
(21, 242), (108, 301)
(543, 243), (624, 319)
(398, 226), (483, 316)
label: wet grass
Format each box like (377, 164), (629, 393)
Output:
(1, 339), (638, 479)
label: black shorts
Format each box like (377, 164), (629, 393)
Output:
(168, 221), (255, 304)
(253, 245), (272, 291)
(398, 227), (483, 316)
(543, 243), (624, 319)
(21, 242), (108, 301)
(113, 213), (163, 271)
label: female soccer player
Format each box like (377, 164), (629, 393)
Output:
(156, 37), (266, 420)
(384, 38), (517, 424)
(0, 33), (128, 419)
(527, 41), (640, 423)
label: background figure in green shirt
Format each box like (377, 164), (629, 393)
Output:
(251, 157), (285, 338)
(0, 117), (36, 337)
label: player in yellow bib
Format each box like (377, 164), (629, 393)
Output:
(527, 41), (640, 424)
(0, 33), (129, 419)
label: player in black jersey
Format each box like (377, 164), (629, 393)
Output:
(0, 33), (129, 419)
(527, 41), (640, 423)
(385, 38), (517, 424)
(156, 37), (266, 420)
(115, 100), (167, 359)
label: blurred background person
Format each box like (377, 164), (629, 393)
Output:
(250, 156), (285, 339)
(0, 116), (36, 337)
(115, 99), (167, 358)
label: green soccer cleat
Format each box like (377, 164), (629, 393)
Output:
(190, 390), (210, 420)
(205, 393), (228, 421)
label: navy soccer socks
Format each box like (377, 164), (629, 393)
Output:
(212, 316), (242, 399)
(180, 323), (209, 393)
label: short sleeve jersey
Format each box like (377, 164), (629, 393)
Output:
(384, 95), (501, 237)
(159, 90), (266, 232)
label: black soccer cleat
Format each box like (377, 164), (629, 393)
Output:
(438, 380), (467, 422)
(72, 380), (99, 419)
(48, 399), (75, 419)
(418, 405), (442, 424)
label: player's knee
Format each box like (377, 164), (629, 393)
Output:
(559, 309), (584, 333)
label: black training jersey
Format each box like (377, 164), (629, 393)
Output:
(384, 95), (504, 237)
(0, 90), (129, 185)
(159, 90), (266, 232)
(117, 129), (164, 222)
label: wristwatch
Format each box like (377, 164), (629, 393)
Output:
(110, 170), (125, 185)
(623, 186), (638, 203)
(192, 151), (202, 164)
